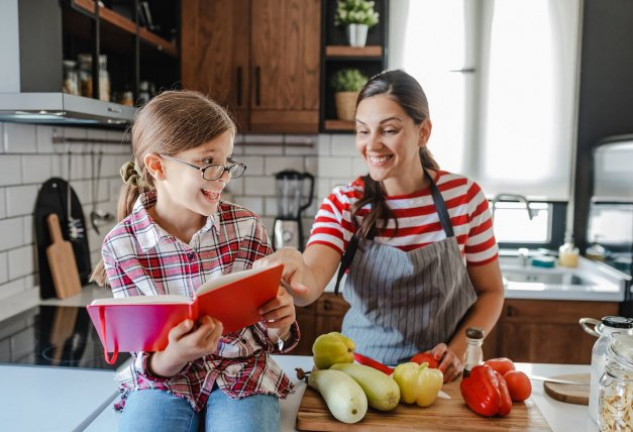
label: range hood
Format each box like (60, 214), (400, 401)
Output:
(0, 92), (135, 125)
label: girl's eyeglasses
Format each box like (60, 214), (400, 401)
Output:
(160, 154), (247, 181)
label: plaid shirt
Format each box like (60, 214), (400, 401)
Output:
(102, 191), (299, 412)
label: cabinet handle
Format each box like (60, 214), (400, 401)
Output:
(506, 305), (514, 317)
(323, 300), (332, 311)
(236, 67), (243, 107)
(254, 66), (261, 106)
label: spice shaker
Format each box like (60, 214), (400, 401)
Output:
(599, 333), (633, 431)
(463, 326), (484, 378)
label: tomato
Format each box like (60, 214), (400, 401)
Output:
(410, 352), (439, 369)
(503, 370), (532, 402)
(484, 357), (516, 376)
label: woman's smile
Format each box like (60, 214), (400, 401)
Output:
(367, 153), (394, 167)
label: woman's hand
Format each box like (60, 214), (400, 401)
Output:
(254, 247), (309, 301)
(430, 343), (463, 383)
(149, 315), (223, 377)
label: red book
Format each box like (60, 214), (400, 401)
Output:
(87, 264), (283, 364)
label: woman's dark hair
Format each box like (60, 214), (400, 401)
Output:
(351, 69), (439, 238)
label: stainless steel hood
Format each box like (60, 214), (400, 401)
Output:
(0, 93), (136, 126)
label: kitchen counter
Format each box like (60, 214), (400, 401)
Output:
(80, 356), (596, 432)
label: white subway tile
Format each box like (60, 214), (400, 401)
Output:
(22, 215), (33, 245)
(284, 144), (318, 156)
(0, 123), (4, 154)
(232, 196), (263, 214)
(23, 275), (35, 291)
(240, 156), (264, 175)
(0, 278), (26, 300)
(317, 179), (330, 203)
(352, 158), (368, 177)
(331, 134), (358, 156)
(243, 145), (284, 155)
(0, 218), (23, 251)
(244, 176), (275, 196)
(0, 252), (7, 284)
(6, 185), (38, 217)
(8, 246), (34, 280)
(87, 128), (109, 140)
(317, 134), (331, 156)
(284, 134), (316, 146)
(0, 155), (22, 187)
(244, 134), (284, 144)
(261, 217), (275, 237)
(62, 126), (88, 141)
(35, 126), (60, 153)
(317, 157), (353, 178)
(264, 156), (304, 175)
(304, 157), (318, 176)
(330, 178), (354, 190)
(225, 176), (244, 195)
(21, 155), (53, 185)
(4, 123), (36, 153)
(264, 197), (278, 217)
(50, 153), (64, 178)
(0, 188), (5, 218)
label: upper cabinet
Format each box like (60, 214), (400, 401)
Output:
(181, 0), (321, 134)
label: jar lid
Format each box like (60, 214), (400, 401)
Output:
(465, 327), (484, 339)
(602, 316), (633, 329)
(608, 333), (633, 369)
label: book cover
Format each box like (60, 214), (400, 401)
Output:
(87, 264), (283, 364)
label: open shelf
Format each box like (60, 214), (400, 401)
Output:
(325, 45), (383, 58)
(324, 119), (355, 131)
(73, 0), (178, 57)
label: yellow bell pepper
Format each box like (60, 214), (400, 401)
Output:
(393, 362), (444, 407)
(312, 332), (355, 369)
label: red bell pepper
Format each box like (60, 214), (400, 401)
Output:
(353, 353), (394, 375)
(460, 364), (512, 417)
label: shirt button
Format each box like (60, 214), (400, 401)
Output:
(187, 252), (195, 260)
(241, 338), (248, 344)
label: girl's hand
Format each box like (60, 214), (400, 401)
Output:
(253, 248), (309, 299)
(150, 315), (223, 377)
(259, 283), (296, 331)
(430, 342), (463, 383)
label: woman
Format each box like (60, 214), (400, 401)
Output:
(255, 70), (503, 382)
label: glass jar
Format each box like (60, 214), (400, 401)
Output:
(598, 333), (633, 431)
(587, 316), (633, 424)
(137, 80), (151, 106)
(98, 55), (110, 102)
(62, 60), (79, 96)
(77, 53), (93, 98)
(462, 326), (484, 378)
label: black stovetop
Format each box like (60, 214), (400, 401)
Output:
(0, 305), (129, 370)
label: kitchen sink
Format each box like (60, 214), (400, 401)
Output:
(503, 270), (592, 286)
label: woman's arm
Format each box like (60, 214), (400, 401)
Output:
(448, 259), (505, 361)
(254, 244), (342, 306)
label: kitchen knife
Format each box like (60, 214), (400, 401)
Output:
(529, 375), (589, 386)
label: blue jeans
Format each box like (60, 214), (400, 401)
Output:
(118, 387), (280, 432)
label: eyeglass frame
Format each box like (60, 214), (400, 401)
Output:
(159, 154), (247, 181)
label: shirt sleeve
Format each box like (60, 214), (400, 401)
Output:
(464, 181), (499, 265)
(306, 186), (356, 255)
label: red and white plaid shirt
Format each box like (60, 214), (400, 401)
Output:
(102, 191), (299, 412)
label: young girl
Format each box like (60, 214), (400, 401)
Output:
(91, 90), (299, 432)
(255, 70), (504, 383)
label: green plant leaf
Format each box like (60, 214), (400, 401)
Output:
(330, 68), (368, 92)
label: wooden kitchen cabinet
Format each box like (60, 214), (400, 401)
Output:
(486, 299), (619, 364)
(181, 0), (321, 134)
(286, 293), (350, 356)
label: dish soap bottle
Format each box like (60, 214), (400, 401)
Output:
(558, 233), (579, 268)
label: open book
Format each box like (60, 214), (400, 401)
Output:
(87, 264), (283, 364)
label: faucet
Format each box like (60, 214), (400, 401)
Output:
(490, 193), (535, 220)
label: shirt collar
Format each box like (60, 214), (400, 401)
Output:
(131, 190), (219, 251)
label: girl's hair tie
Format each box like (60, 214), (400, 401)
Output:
(120, 160), (148, 189)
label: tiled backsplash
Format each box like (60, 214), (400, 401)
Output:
(0, 122), (363, 301)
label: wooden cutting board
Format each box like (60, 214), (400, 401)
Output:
(46, 213), (82, 299)
(296, 377), (551, 431)
(543, 373), (590, 405)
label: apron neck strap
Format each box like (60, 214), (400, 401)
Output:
(425, 169), (454, 238)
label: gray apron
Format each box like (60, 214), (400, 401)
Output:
(334, 170), (477, 365)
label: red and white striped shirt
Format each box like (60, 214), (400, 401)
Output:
(101, 191), (299, 412)
(307, 171), (498, 265)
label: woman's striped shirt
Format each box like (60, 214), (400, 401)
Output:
(307, 170), (499, 265)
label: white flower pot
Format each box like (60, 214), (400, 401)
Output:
(346, 24), (368, 48)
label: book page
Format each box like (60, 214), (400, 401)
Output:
(90, 294), (191, 306)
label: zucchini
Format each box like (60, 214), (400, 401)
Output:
(308, 369), (368, 423)
(330, 362), (401, 411)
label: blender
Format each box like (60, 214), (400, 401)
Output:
(273, 170), (315, 251)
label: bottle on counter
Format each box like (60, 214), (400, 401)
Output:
(463, 326), (485, 378)
(599, 333), (633, 431)
(587, 316), (633, 424)
(78, 53), (93, 98)
(98, 54), (110, 102)
(62, 60), (79, 96)
(558, 233), (579, 268)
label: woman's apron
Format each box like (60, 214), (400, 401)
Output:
(334, 170), (478, 365)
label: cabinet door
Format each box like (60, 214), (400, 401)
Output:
(494, 299), (619, 363)
(291, 303), (317, 356)
(181, 0), (250, 130)
(249, 0), (320, 132)
(315, 293), (350, 337)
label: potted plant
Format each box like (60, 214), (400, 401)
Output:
(331, 68), (368, 121)
(335, 0), (380, 47)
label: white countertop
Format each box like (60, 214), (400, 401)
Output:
(78, 357), (595, 432)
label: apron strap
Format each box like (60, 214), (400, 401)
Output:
(334, 170), (453, 295)
(425, 169), (454, 237)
